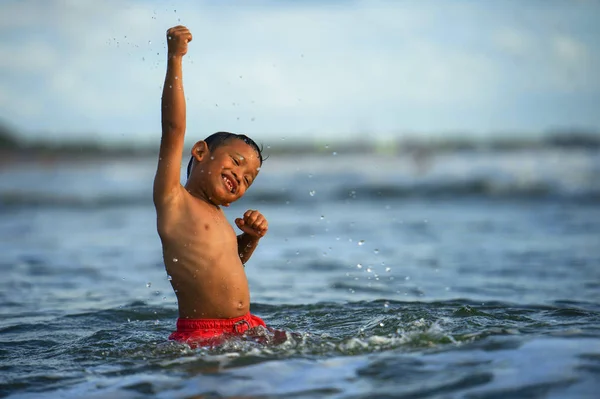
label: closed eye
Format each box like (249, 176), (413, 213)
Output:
(231, 156), (240, 166)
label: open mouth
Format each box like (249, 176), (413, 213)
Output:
(222, 174), (237, 194)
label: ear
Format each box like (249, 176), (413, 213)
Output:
(191, 141), (209, 162)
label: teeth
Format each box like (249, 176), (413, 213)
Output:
(222, 176), (234, 193)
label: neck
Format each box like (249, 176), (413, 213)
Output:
(184, 181), (221, 210)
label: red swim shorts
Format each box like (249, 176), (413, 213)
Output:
(169, 312), (267, 348)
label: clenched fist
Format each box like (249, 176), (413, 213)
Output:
(235, 210), (268, 238)
(166, 25), (192, 58)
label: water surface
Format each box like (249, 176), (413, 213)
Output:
(1, 149), (599, 398)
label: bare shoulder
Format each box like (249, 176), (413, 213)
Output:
(156, 187), (221, 238)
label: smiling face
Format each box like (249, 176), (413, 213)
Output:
(187, 138), (261, 206)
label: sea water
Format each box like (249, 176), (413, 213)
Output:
(1, 148), (599, 398)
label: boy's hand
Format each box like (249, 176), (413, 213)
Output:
(235, 210), (268, 238)
(166, 25), (192, 58)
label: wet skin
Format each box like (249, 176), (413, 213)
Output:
(154, 26), (267, 319)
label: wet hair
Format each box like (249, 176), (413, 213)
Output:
(186, 131), (263, 179)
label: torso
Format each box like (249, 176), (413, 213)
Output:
(158, 189), (250, 319)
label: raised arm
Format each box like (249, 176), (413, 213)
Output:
(153, 26), (193, 207)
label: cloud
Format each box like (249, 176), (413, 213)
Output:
(493, 28), (535, 58)
(554, 35), (588, 62)
(0, 0), (599, 141)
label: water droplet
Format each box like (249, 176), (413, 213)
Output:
(127, 318), (131, 322)
(332, 152), (337, 156)
(356, 263), (363, 269)
(154, 320), (160, 325)
(373, 249), (379, 254)
(367, 267), (372, 273)
(167, 275), (173, 281)
(320, 215), (324, 220)
(358, 240), (365, 246)
(173, 258), (178, 263)
(405, 276), (410, 280)
(251, 117), (255, 122)
(384, 302), (389, 308)
(148, 40), (152, 45)
(163, 296), (167, 300)
(385, 267), (391, 272)
(146, 282), (152, 288)
(379, 322), (385, 327)
(309, 190), (316, 196)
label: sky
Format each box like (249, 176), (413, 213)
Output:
(0, 0), (599, 145)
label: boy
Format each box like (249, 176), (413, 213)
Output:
(154, 26), (269, 347)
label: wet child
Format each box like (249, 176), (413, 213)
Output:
(153, 26), (269, 347)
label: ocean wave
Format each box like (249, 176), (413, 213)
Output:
(1, 179), (598, 210)
(0, 192), (152, 209)
(330, 179), (600, 201)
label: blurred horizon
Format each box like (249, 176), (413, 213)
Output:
(1, 117), (599, 161)
(1, 0), (599, 146)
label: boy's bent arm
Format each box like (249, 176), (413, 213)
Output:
(235, 210), (268, 265)
(153, 26), (192, 207)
